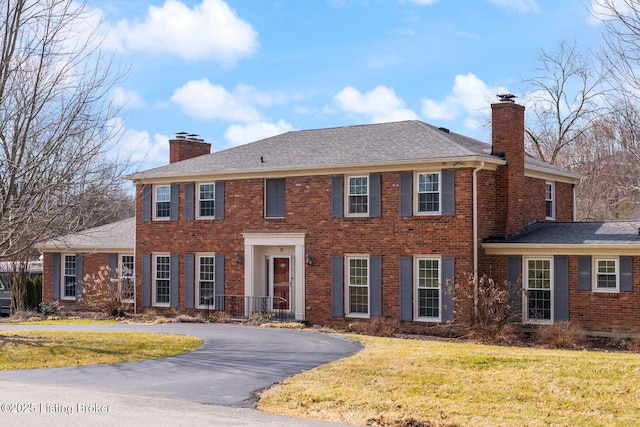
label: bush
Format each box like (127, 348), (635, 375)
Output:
(349, 317), (400, 337)
(81, 265), (132, 317)
(25, 275), (42, 311)
(39, 300), (62, 315)
(535, 321), (587, 349)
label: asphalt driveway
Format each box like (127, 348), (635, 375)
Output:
(0, 323), (362, 426)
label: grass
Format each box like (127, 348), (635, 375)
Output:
(0, 331), (202, 370)
(258, 334), (640, 426)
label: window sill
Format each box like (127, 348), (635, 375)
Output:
(414, 316), (441, 323)
(345, 313), (370, 319)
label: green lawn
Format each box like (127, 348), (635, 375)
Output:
(258, 334), (640, 426)
(0, 330), (202, 369)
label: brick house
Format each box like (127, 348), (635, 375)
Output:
(37, 97), (640, 334)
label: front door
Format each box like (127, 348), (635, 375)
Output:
(270, 256), (292, 311)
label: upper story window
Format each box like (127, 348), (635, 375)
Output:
(416, 172), (441, 214)
(545, 181), (555, 220)
(415, 257), (441, 321)
(347, 176), (368, 216)
(345, 255), (369, 317)
(154, 185), (171, 219)
(63, 254), (77, 299)
(198, 183), (216, 218)
(265, 178), (286, 218)
(594, 258), (618, 292)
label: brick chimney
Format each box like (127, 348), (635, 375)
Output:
(492, 95), (526, 236)
(169, 133), (211, 163)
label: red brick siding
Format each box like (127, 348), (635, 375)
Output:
(169, 139), (211, 163)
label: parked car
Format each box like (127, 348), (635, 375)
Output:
(0, 275), (10, 316)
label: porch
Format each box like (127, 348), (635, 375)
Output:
(202, 294), (293, 322)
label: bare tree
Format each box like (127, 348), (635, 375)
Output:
(522, 40), (608, 164)
(0, 0), (130, 261)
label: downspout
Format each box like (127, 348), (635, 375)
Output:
(472, 161), (486, 323)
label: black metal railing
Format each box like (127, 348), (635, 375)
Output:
(202, 295), (291, 322)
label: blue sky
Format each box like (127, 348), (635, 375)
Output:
(88, 0), (606, 172)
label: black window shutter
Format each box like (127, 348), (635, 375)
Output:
(215, 181), (225, 220)
(52, 253), (60, 300)
(185, 182), (195, 221)
(109, 253), (118, 281)
(399, 172), (412, 217)
(399, 257), (413, 321)
(554, 256), (569, 321)
(620, 256), (633, 292)
(215, 254), (225, 310)
(370, 256), (382, 317)
(75, 254), (83, 300)
(578, 256), (592, 291)
(331, 176), (344, 218)
(170, 255), (179, 308)
(332, 256), (344, 317)
(170, 183), (179, 221)
(507, 255), (522, 320)
(441, 257), (455, 323)
(142, 254), (151, 307)
(369, 174), (381, 218)
(142, 184), (152, 222)
(442, 169), (455, 216)
(185, 254), (194, 309)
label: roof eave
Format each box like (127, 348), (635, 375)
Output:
(482, 242), (640, 256)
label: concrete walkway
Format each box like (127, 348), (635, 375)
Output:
(0, 323), (362, 426)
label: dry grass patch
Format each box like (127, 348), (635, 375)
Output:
(258, 334), (640, 426)
(0, 331), (202, 370)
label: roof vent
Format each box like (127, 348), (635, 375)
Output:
(174, 131), (188, 140)
(497, 93), (516, 103)
(438, 127), (450, 133)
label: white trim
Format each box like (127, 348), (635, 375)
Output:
(61, 253), (77, 301)
(195, 253), (217, 309)
(345, 175), (369, 217)
(152, 253), (171, 307)
(483, 243), (640, 256)
(414, 171), (442, 216)
(344, 255), (370, 319)
(413, 256), (442, 322)
(196, 182), (216, 220)
(523, 257), (554, 325)
(153, 184), (171, 221)
(593, 257), (619, 293)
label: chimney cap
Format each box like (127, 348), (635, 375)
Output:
(497, 93), (516, 102)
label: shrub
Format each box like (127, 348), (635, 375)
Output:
(39, 300), (62, 315)
(349, 317), (400, 337)
(81, 265), (132, 317)
(535, 321), (587, 349)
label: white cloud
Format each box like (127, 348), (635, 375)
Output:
(402, 0), (439, 5)
(488, 0), (539, 13)
(107, 118), (170, 169)
(171, 79), (263, 122)
(333, 85), (419, 123)
(421, 73), (508, 130)
(224, 120), (294, 147)
(111, 87), (144, 109)
(107, 0), (258, 63)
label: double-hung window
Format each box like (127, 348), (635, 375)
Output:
(347, 176), (368, 216)
(346, 256), (369, 317)
(545, 181), (555, 220)
(63, 254), (77, 299)
(524, 258), (553, 323)
(415, 257), (441, 321)
(416, 172), (440, 214)
(154, 185), (171, 219)
(197, 254), (216, 308)
(120, 254), (134, 302)
(594, 258), (618, 292)
(198, 183), (216, 218)
(153, 255), (170, 306)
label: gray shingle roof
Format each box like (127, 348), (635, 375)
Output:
(37, 217), (135, 252)
(485, 221), (640, 245)
(130, 120), (573, 181)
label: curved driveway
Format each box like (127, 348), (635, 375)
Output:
(0, 323), (362, 426)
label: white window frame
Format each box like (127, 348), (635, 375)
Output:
(545, 181), (555, 220)
(345, 176), (369, 217)
(415, 172), (442, 215)
(345, 255), (370, 318)
(61, 254), (77, 300)
(197, 182), (216, 219)
(196, 253), (216, 309)
(119, 254), (135, 303)
(593, 257), (619, 293)
(153, 254), (171, 307)
(523, 257), (553, 324)
(414, 256), (442, 322)
(153, 184), (171, 220)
